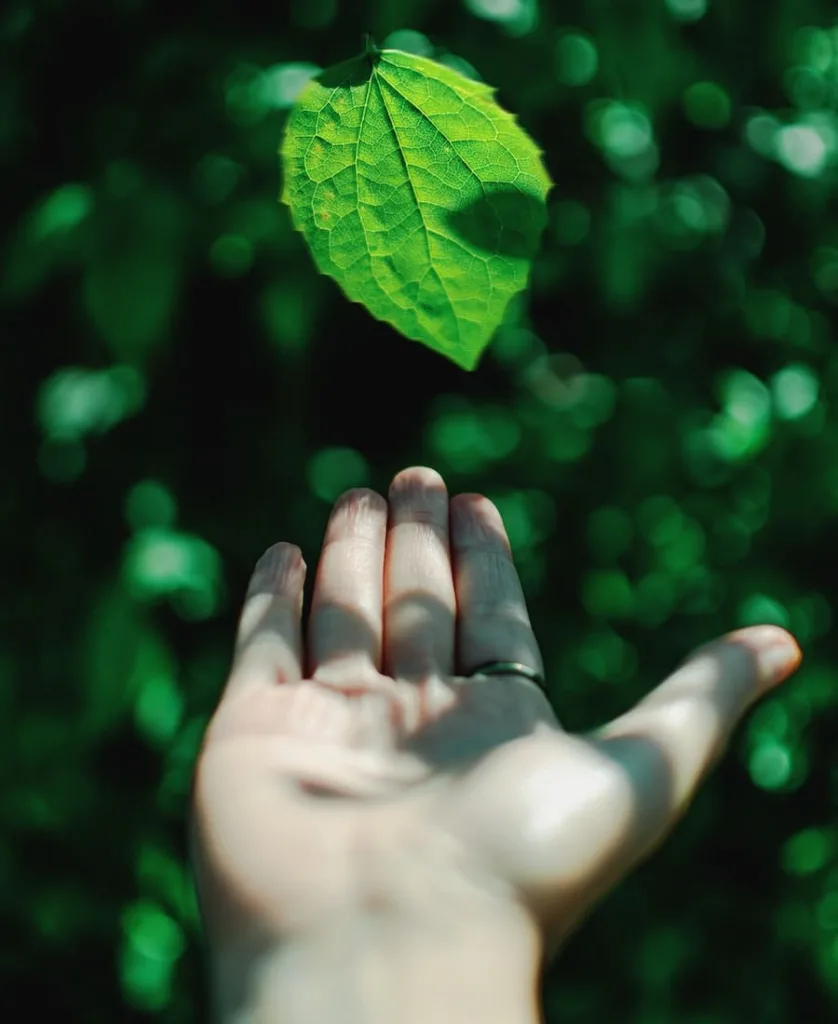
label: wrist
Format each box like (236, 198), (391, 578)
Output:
(209, 920), (543, 1024)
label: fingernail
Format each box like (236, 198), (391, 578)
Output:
(758, 641), (802, 687)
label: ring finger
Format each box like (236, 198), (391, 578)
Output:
(450, 493), (544, 689)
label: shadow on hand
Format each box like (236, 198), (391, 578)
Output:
(290, 576), (771, 979)
(224, 488), (771, 978)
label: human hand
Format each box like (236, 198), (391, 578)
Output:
(191, 466), (802, 1023)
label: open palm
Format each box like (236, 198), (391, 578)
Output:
(192, 467), (801, 968)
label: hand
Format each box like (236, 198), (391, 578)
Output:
(191, 466), (802, 1023)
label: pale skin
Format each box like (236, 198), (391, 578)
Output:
(191, 466), (803, 1024)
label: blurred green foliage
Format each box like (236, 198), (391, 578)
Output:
(3, 0), (838, 1020)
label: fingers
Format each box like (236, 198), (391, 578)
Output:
(308, 489), (388, 684)
(224, 543), (306, 699)
(589, 625), (802, 858)
(383, 467), (456, 681)
(450, 494), (544, 685)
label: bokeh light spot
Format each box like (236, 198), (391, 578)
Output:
(37, 366), (146, 441)
(665, 0), (707, 22)
(745, 113), (781, 157)
(123, 528), (222, 617)
(598, 103), (654, 159)
(683, 81), (731, 129)
(775, 124), (829, 177)
(749, 741), (793, 790)
(382, 30), (434, 56)
(209, 234), (253, 276)
(771, 364), (819, 421)
(782, 828), (835, 876)
(464, 0), (537, 33)
(582, 569), (633, 618)
(125, 481), (177, 531)
(739, 593), (790, 628)
(120, 900), (184, 1011)
(555, 32), (598, 87)
(708, 370), (771, 462)
(259, 63), (321, 109)
(135, 673), (183, 746)
(492, 489), (555, 550)
(32, 184), (93, 238)
(793, 26), (834, 74)
(307, 447), (369, 502)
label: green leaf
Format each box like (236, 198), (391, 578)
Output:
(280, 48), (552, 370)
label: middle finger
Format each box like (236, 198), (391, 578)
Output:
(384, 467), (456, 681)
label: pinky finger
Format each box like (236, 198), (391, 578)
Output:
(223, 543), (306, 701)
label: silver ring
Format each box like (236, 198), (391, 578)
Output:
(468, 660), (546, 690)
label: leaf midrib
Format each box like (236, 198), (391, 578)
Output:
(371, 60), (465, 350)
(378, 61), (489, 187)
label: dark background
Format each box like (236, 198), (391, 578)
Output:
(3, 0), (838, 1019)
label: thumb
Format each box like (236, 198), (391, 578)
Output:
(589, 624), (802, 858)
